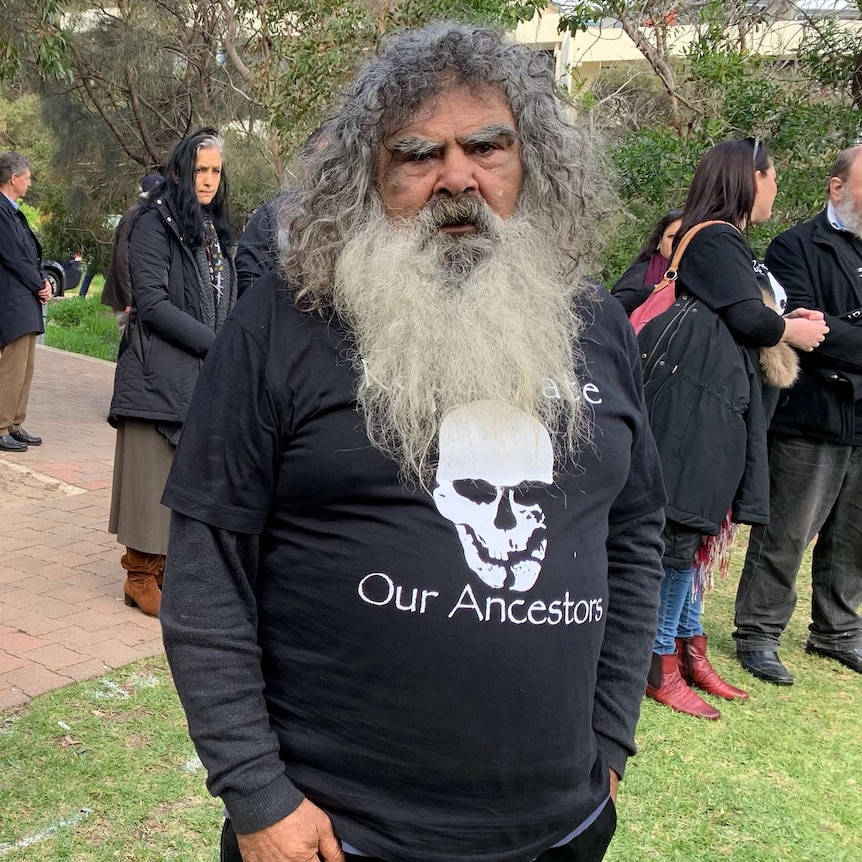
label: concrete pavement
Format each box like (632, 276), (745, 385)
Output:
(0, 345), (163, 711)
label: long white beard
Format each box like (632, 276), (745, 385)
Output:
(332, 204), (588, 487)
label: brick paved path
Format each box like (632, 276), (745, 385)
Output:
(0, 346), (163, 711)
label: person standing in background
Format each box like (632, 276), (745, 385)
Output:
(101, 173), (163, 334)
(635, 138), (828, 719)
(0, 151), (52, 452)
(734, 145), (862, 682)
(611, 209), (683, 314)
(108, 132), (235, 618)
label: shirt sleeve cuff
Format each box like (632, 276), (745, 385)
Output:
(595, 733), (630, 780)
(222, 774), (306, 834)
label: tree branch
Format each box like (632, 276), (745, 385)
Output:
(218, 0), (253, 84)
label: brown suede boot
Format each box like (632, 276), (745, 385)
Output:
(676, 635), (749, 700)
(121, 548), (164, 617)
(646, 652), (720, 719)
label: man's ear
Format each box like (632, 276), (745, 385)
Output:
(829, 176), (843, 205)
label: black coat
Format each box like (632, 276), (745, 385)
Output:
(101, 197), (144, 313)
(765, 209), (862, 444)
(610, 260), (652, 315)
(235, 198), (278, 298)
(0, 194), (45, 348)
(638, 291), (769, 535)
(109, 195), (226, 425)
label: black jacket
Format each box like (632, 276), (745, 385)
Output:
(235, 198), (278, 298)
(109, 195), (227, 425)
(765, 209), (862, 444)
(638, 292), (769, 534)
(101, 197), (144, 313)
(0, 193), (45, 348)
(610, 260), (652, 315)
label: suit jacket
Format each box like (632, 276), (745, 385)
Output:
(0, 193), (45, 348)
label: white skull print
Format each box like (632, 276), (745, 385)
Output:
(433, 401), (554, 592)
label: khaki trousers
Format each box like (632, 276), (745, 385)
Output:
(0, 333), (36, 436)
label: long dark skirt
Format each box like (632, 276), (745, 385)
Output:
(108, 418), (175, 555)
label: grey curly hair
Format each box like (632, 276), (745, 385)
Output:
(280, 22), (612, 308)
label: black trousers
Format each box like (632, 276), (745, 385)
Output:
(220, 800), (616, 862)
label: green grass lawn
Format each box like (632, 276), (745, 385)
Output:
(43, 278), (121, 363)
(1, 538), (860, 860)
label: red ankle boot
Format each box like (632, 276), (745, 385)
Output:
(646, 652), (720, 719)
(676, 635), (749, 701)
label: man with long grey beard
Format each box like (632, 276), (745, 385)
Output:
(160, 24), (665, 862)
(734, 146), (862, 683)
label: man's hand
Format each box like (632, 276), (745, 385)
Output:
(38, 280), (52, 304)
(609, 769), (619, 804)
(236, 799), (346, 862)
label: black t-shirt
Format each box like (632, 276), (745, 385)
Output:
(676, 224), (785, 347)
(163, 276), (665, 862)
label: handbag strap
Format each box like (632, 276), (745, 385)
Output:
(656, 220), (736, 289)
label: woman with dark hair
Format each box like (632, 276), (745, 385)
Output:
(637, 138), (828, 718)
(611, 209), (683, 314)
(108, 127), (237, 617)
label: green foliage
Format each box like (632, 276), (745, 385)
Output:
(18, 201), (42, 232)
(389, 0), (545, 28)
(0, 0), (71, 82)
(595, 3), (862, 280)
(45, 295), (120, 362)
(559, 1), (626, 34)
(235, 0), (548, 158)
(798, 16), (862, 110)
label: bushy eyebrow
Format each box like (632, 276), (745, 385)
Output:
(387, 123), (518, 156)
(458, 124), (518, 146)
(388, 136), (439, 157)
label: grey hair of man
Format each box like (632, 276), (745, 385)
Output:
(279, 23), (614, 309)
(0, 151), (32, 187)
(828, 145), (862, 189)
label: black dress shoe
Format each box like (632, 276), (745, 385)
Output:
(0, 433), (28, 452)
(805, 642), (862, 674)
(10, 428), (41, 446)
(737, 649), (794, 685)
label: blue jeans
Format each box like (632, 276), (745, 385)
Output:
(654, 566), (704, 654)
(78, 269), (95, 298)
(734, 435), (862, 650)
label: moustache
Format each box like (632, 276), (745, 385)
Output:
(418, 196), (498, 235)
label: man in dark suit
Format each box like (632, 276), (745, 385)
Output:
(0, 151), (51, 452)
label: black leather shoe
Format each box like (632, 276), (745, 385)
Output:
(737, 649), (794, 685)
(10, 428), (41, 446)
(805, 642), (862, 674)
(0, 433), (28, 452)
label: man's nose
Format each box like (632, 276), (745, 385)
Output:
(433, 149), (478, 199)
